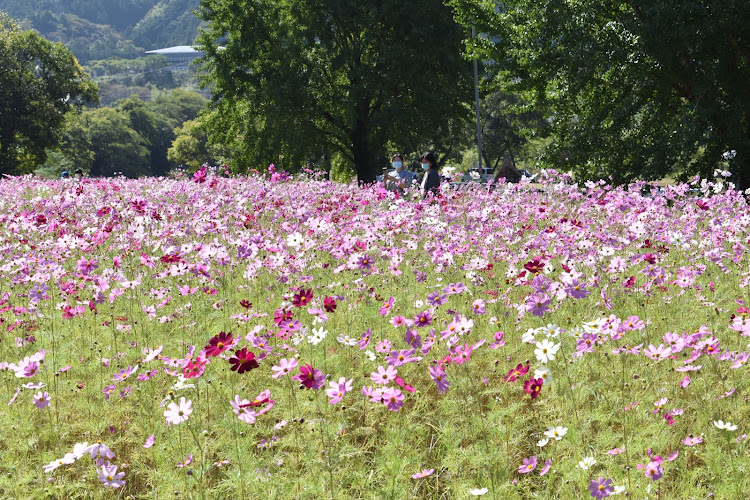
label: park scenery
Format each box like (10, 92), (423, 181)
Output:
(0, 167), (748, 498)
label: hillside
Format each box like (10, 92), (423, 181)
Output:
(0, 0), (201, 63)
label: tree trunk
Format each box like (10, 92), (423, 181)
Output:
(735, 152), (750, 193)
(350, 106), (377, 184)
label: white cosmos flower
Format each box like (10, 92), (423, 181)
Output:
(286, 232), (304, 248)
(536, 438), (549, 447)
(714, 420), (737, 431)
(534, 339), (560, 364)
(544, 426), (568, 440)
(336, 334), (357, 347)
(577, 456), (596, 470)
(469, 487), (488, 496)
(534, 366), (553, 384)
(543, 324), (561, 337)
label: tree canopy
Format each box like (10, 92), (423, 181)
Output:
(0, 12), (98, 175)
(452, 0), (750, 187)
(197, 0), (474, 181)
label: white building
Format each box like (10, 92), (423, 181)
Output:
(144, 46), (204, 70)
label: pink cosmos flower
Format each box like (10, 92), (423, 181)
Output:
(33, 391), (50, 409)
(539, 458), (552, 476)
(429, 365), (449, 394)
(381, 387), (405, 411)
(358, 329), (372, 350)
(385, 348), (421, 367)
(379, 297), (395, 315)
(97, 464), (126, 489)
(644, 344), (672, 361)
(326, 377), (353, 404)
(414, 310), (433, 328)
(588, 477), (614, 499)
(271, 358), (299, 379)
(412, 468), (434, 479)
(526, 293), (550, 316)
(518, 456), (537, 474)
(143, 434), (155, 448)
(82, 441), (115, 459)
(644, 460), (663, 481)
(371, 365), (398, 385)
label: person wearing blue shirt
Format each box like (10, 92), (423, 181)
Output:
(383, 153), (417, 196)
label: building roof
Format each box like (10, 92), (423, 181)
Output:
(145, 46), (203, 55)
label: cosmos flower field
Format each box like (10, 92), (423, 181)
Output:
(0, 170), (748, 499)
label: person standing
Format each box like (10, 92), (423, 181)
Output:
(383, 153), (417, 196)
(419, 152), (440, 199)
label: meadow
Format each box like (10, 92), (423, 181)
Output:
(0, 168), (748, 499)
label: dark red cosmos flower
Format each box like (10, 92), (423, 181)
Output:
(240, 300), (253, 309)
(292, 289), (313, 308)
(523, 257), (545, 275)
(204, 331), (234, 358)
(523, 377), (544, 399)
(228, 348), (259, 374)
(504, 362), (530, 383)
(160, 253), (181, 264)
(323, 296), (337, 313)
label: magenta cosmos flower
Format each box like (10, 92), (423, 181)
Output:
(518, 456), (537, 474)
(204, 331), (234, 357)
(588, 477), (615, 499)
(523, 377), (544, 399)
(293, 363), (325, 390)
(504, 362), (530, 383)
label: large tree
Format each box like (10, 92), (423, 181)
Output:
(0, 12), (98, 174)
(197, 0), (473, 181)
(452, 0), (750, 188)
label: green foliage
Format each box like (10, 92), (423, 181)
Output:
(129, 0), (202, 50)
(117, 95), (176, 176)
(480, 90), (549, 170)
(84, 107), (151, 177)
(197, 0), (474, 181)
(451, 0), (750, 187)
(0, 12), (98, 175)
(167, 118), (220, 170)
(40, 89), (208, 177)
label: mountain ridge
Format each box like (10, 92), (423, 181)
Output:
(0, 0), (202, 63)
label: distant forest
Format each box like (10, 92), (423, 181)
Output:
(0, 0), (201, 63)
